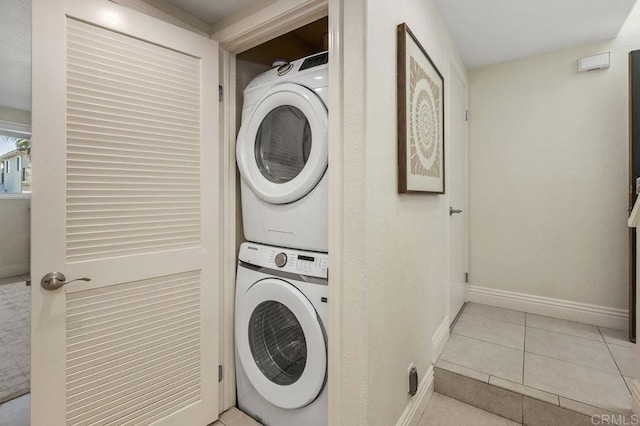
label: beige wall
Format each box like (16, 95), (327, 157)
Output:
(0, 198), (30, 277)
(0, 106), (30, 125)
(468, 3), (640, 311)
(335, 0), (466, 423)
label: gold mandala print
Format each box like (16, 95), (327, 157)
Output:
(409, 55), (441, 178)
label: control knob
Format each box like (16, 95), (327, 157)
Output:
(275, 252), (287, 268)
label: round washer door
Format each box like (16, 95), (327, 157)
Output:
(236, 83), (328, 204)
(236, 278), (327, 409)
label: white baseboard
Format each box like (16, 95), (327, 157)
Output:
(632, 380), (640, 415)
(432, 316), (450, 362)
(396, 366), (435, 426)
(468, 285), (628, 330)
(0, 263), (29, 279)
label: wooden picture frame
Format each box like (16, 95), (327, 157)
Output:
(397, 23), (445, 194)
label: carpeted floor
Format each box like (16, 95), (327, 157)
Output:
(0, 278), (30, 404)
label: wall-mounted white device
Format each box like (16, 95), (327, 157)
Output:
(578, 52), (610, 72)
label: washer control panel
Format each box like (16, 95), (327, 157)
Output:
(239, 242), (328, 279)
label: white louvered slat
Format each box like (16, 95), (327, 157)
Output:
(66, 18), (201, 262)
(66, 271), (202, 426)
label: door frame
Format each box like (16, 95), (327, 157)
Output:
(214, 1), (359, 423)
(211, 0), (334, 414)
(445, 55), (470, 324)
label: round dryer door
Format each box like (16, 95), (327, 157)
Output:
(236, 83), (328, 204)
(236, 278), (327, 409)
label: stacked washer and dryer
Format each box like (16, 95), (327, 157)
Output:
(234, 52), (329, 426)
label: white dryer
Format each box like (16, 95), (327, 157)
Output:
(235, 242), (328, 426)
(236, 52), (328, 252)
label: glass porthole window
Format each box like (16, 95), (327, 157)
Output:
(254, 106), (312, 184)
(248, 301), (307, 386)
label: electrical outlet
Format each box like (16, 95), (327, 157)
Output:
(408, 363), (418, 396)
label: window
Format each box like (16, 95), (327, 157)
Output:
(0, 135), (31, 194)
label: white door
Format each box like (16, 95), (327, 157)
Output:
(31, 1), (219, 425)
(448, 65), (469, 324)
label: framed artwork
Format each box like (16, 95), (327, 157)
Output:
(397, 23), (445, 194)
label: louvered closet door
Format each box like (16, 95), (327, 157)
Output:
(31, 1), (219, 425)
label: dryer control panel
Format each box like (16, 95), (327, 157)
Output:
(239, 242), (328, 279)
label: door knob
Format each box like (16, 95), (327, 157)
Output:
(41, 272), (91, 291)
(449, 207), (463, 216)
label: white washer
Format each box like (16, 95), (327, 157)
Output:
(235, 242), (328, 426)
(236, 52), (328, 252)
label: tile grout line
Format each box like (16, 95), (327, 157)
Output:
(604, 340), (637, 350)
(599, 326), (633, 395)
(467, 304), (604, 341)
(525, 323), (604, 343)
(449, 330), (525, 352)
(436, 359), (489, 377)
(597, 325), (636, 348)
(450, 322), (624, 377)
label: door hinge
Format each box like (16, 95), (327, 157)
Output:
(219, 85), (223, 102)
(465, 272), (469, 283)
(465, 110), (469, 121)
(218, 365), (223, 382)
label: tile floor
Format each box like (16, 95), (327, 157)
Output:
(211, 407), (259, 426)
(0, 397), (256, 426)
(419, 393), (520, 426)
(0, 275), (30, 404)
(439, 303), (635, 416)
(1, 299), (635, 425)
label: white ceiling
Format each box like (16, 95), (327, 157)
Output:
(2, 0), (637, 113)
(162, 0), (260, 25)
(0, 0), (31, 112)
(434, 0), (637, 69)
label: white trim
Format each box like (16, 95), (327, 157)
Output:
(445, 53), (470, 324)
(211, 0), (327, 54)
(0, 120), (31, 138)
(0, 194), (31, 200)
(327, 0), (346, 424)
(632, 380), (640, 415)
(468, 285), (628, 330)
(432, 316), (450, 362)
(219, 48), (237, 414)
(0, 263), (30, 279)
(396, 366), (435, 426)
(215, 0), (333, 416)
